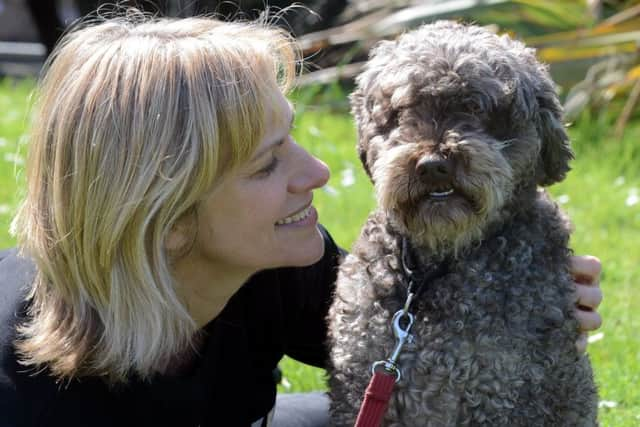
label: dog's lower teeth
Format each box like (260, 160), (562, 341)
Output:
(430, 189), (454, 197)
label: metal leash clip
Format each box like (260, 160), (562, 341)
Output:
(371, 301), (415, 383)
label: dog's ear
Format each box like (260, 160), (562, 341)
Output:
(351, 39), (398, 181)
(350, 82), (378, 180)
(535, 78), (574, 186)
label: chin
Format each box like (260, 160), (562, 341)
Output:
(280, 227), (326, 268)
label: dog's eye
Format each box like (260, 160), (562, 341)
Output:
(376, 110), (398, 133)
(468, 104), (484, 116)
(485, 111), (515, 140)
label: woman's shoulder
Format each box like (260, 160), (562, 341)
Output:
(0, 249), (54, 426)
(0, 248), (35, 328)
(0, 247), (36, 279)
(0, 249), (33, 344)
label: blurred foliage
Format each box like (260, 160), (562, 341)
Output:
(299, 0), (640, 135)
(524, 2), (640, 137)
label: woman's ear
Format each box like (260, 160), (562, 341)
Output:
(165, 208), (198, 257)
(165, 225), (190, 253)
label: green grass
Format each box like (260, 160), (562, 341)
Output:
(1, 80), (638, 425)
(0, 79), (31, 243)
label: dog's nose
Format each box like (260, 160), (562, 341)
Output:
(415, 157), (453, 181)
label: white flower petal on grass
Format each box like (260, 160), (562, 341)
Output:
(598, 400), (618, 409)
(341, 168), (355, 187)
(557, 194), (570, 204)
(626, 188), (639, 207)
(323, 185), (339, 197)
(280, 377), (291, 390)
(308, 126), (321, 137)
(4, 153), (24, 165)
(0, 205), (10, 215)
(614, 176), (625, 186)
(0, 137), (7, 147)
(587, 332), (604, 343)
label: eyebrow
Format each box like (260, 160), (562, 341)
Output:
(250, 106), (295, 162)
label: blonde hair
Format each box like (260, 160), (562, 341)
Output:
(11, 13), (298, 383)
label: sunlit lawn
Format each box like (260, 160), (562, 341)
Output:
(1, 79), (638, 425)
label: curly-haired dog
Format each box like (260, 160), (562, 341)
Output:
(328, 21), (598, 426)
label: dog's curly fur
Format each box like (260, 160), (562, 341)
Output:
(328, 21), (598, 426)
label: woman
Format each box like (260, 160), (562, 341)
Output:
(0, 14), (602, 427)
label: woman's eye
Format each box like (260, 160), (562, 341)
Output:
(256, 157), (279, 178)
(253, 136), (289, 179)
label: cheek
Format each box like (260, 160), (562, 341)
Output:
(233, 186), (285, 243)
(208, 173), (290, 236)
(456, 139), (513, 181)
(372, 143), (419, 209)
(199, 208), (273, 265)
(250, 186), (286, 226)
(502, 137), (540, 180)
(197, 194), (256, 246)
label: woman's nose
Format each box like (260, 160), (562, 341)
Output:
(288, 143), (330, 193)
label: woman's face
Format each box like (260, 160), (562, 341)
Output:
(187, 91), (330, 277)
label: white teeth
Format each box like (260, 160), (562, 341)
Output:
(429, 189), (454, 197)
(276, 206), (312, 225)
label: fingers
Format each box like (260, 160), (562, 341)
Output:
(571, 256), (603, 353)
(575, 307), (602, 332)
(569, 255), (601, 285)
(575, 332), (588, 354)
(574, 282), (603, 311)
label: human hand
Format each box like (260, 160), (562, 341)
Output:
(570, 255), (603, 353)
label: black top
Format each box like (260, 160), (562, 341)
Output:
(0, 227), (343, 427)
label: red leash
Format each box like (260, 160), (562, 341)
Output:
(353, 238), (448, 427)
(354, 371), (397, 427)
(354, 309), (414, 427)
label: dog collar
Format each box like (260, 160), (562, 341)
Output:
(354, 239), (451, 426)
(400, 237), (450, 305)
(367, 238), (451, 382)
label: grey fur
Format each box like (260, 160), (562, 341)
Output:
(328, 21), (597, 426)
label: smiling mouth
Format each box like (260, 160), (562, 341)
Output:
(275, 205), (313, 225)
